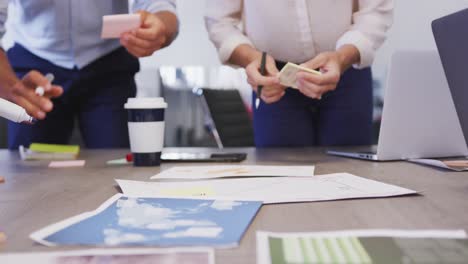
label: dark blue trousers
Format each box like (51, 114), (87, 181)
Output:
(253, 65), (373, 147)
(7, 44), (139, 149)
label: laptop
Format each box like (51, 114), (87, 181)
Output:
(328, 50), (468, 161)
(432, 8), (468, 153)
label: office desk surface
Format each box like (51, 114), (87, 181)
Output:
(0, 148), (468, 263)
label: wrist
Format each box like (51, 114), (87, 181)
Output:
(153, 11), (178, 47)
(229, 44), (261, 68)
(336, 45), (360, 73)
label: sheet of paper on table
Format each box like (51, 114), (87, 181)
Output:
(151, 165), (316, 180)
(257, 230), (468, 264)
(0, 248), (214, 264)
(119, 173), (418, 204)
(30, 194), (261, 248)
(101, 14), (141, 39)
(410, 159), (468, 171)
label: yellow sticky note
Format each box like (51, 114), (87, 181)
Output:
(29, 143), (80, 154)
(160, 186), (216, 197)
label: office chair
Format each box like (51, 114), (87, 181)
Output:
(198, 88), (255, 148)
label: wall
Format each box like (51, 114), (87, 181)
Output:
(137, 0), (468, 96)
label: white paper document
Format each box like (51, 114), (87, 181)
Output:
(0, 248), (214, 264)
(118, 173), (417, 204)
(410, 159), (468, 171)
(257, 230), (467, 264)
(151, 165), (315, 180)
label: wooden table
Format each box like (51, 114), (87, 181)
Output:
(1, 147), (467, 263)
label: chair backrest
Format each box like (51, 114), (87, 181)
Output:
(200, 88), (254, 148)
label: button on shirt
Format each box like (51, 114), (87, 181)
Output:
(205, 0), (393, 68)
(0, 0), (176, 69)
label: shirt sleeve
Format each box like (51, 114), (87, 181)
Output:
(204, 0), (254, 64)
(336, 0), (394, 69)
(0, 0), (7, 49)
(132, 0), (177, 15)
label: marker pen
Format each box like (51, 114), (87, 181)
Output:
(0, 98), (36, 124)
(35, 73), (55, 96)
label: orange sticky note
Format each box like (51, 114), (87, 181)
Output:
(0, 232), (6, 243)
(101, 14), (141, 39)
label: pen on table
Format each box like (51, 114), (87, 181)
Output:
(255, 52), (267, 109)
(35, 73), (55, 96)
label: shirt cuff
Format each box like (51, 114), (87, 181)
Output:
(145, 1), (177, 15)
(336, 30), (375, 69)
(218, 34), (254, 64)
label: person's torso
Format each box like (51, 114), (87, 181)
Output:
(242, 0), (354, 64)
(4, 0), (130, 69)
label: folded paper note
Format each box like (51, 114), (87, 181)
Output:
(279, 62), (322, 89)
(101, 14), (141, 39)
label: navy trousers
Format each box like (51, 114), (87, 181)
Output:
(253, 64), (373, 147)
(7, 44), (139, 149)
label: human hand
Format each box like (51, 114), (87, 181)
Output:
(245, 53), (286, 104)
(120, 11), (168, 57)
(296, 52), (344, 100)
(4, 71), (63, 120)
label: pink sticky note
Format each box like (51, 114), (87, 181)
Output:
(49, 160), (86, 168)
(101, 14), (141, 39)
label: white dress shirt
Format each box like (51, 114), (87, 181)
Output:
(0, 0), (176, 69)
(0, 0), (6, 47)
(205, 0), (393, 69)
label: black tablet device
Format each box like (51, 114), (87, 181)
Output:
(161, 152), (247, 163)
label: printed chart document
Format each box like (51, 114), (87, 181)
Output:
(0, 248), (214, 264)
(410, 159), (468, 171)
(119, 173), (417, 204)
(30, 194), (261, 248)
(257, 230), (468, 264)
(151, 165), (316, 180)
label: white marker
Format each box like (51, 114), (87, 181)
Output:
(0, 98), (36, 124)
(35, 73), (55, 96)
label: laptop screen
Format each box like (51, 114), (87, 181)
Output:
(432, 8), (468, 147)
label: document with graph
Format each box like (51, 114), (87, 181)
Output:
(256, 230), (468, 264)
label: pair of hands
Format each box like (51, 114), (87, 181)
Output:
(246, 51), (350, 104)
(4, 11), (170, 120)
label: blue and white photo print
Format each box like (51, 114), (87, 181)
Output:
(30, 194), (262, 247)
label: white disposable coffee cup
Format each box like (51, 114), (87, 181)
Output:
(124, 98), (168, 166)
